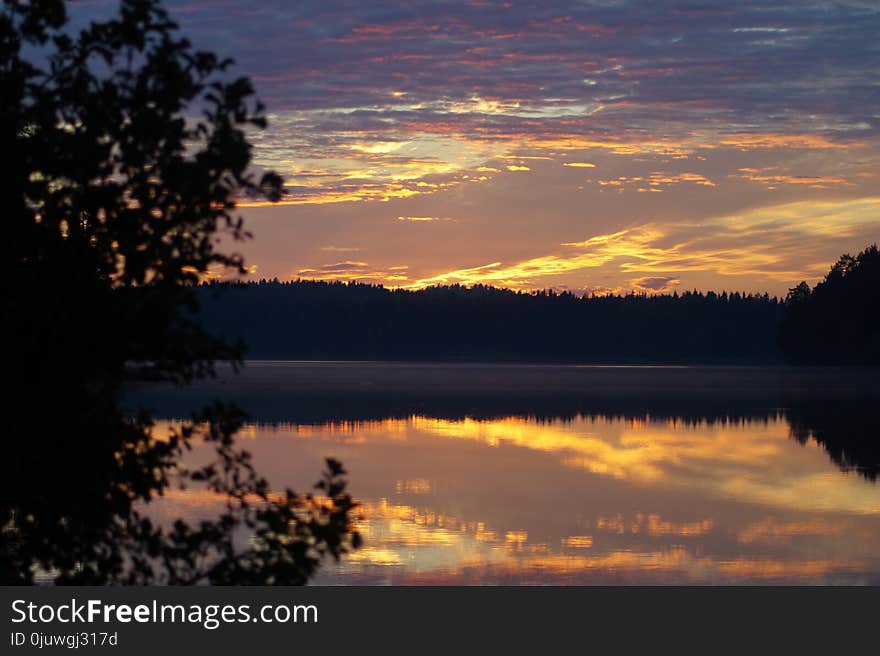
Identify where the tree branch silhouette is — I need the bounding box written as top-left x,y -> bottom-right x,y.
1,0 -> 358,585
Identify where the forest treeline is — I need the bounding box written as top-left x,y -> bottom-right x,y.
195,243 -> 879,365
196,281 -> 784,363
779,244 -> 880,365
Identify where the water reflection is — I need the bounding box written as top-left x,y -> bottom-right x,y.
788,397 -> 880,481
135,363 -> 880,584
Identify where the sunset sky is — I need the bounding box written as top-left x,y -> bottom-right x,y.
88,1 -> 880,294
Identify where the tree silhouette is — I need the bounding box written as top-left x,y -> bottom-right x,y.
1,0 -> 358,584
780,244 -> 880,365
192,280 -> 784,363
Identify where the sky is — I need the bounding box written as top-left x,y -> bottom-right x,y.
79,0 -> 880,295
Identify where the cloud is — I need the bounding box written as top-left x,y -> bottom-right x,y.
595,172 -> 716,193
733,167 -> 854,190
630,276 -> 681,293
397,216 -> 452,222
80,0 -> 873,206
81,0 -> 880,295
399,197 -> 880,290
296,260 -> 409,283
314,261 -> 368,271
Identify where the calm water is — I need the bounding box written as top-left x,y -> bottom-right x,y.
135,362 -> 880,585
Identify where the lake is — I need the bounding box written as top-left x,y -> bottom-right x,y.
132,362 -> 880,584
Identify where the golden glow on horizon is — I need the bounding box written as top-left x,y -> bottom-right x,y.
233,93 -> 880,297
237,193 -> 880,294
387,196 -> 880,290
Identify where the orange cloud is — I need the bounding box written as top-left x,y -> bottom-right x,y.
733,167 -> 853,190
297,260 -> 409,283
630,276 -> 681,293
595,171 -> 716,192
395,196 -> 880,290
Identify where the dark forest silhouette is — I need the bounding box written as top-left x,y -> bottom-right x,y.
195,243 -> 880,365
196,281 -> 784,363
780,244 -> 880,365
